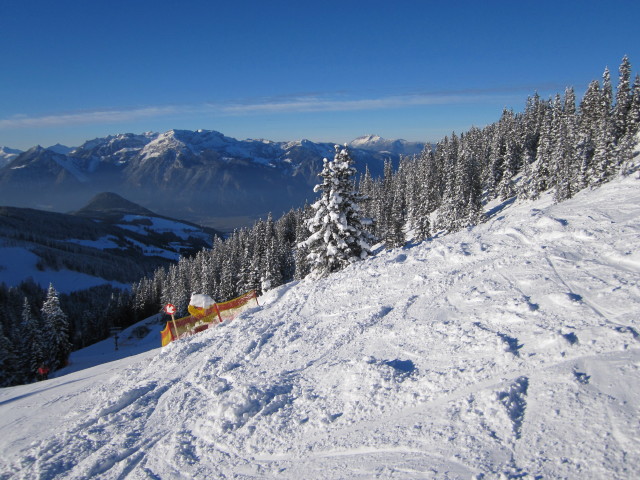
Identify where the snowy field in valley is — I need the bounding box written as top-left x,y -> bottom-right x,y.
0,210 -> 213,292
1,173 -> 640,479
0,246 -> 131,294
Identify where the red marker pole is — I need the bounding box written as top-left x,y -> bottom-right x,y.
164,304 -> 179,341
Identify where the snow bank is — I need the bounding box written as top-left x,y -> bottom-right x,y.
1,175 -> 639,479
189,293 -> 216,309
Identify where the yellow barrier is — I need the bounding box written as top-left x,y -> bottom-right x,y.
161,290 -> 259,346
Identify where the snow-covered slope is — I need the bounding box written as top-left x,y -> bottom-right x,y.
1,174 -> 640,479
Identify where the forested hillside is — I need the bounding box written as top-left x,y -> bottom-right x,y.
0,196 -> 219,386
132,57 -> 639,319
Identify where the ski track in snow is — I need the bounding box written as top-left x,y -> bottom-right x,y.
1,175 -> 640,479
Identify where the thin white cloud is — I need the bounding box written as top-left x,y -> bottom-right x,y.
220,93 -> 508,115
0,105 -> 189,129
0,90 -> 524,129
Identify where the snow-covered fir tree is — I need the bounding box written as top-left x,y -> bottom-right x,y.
386,162 -> 407,248
300,145 -> 373,278
0,323 -> 18,387
614,55 -> 633,141
260,237 -> 281,292
406,152 -> 432,242
293,204 -> 313,280
19,297 -> 45,382
41,284 -> 72,370
630,74 -> 640,134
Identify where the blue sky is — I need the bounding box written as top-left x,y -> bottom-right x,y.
1,0 -> 639,150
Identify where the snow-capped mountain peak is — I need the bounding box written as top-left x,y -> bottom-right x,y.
139,129 -> 236,162
0,146 -> 22,155
348,134 -> 426,155
139,130 -> 188,161
351,133 -> 383,145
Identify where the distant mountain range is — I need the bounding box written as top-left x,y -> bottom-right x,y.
0,192 -> 221,292
0,130 -> 425,230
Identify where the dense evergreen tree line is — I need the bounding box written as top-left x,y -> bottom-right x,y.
0,281 -> 134,386
0,284 -> 72,386
360,56 -> 639,243
132,210 -> 304,318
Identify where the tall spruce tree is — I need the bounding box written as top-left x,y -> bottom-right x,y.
529,104 -> 553,198
19,297 -> 45,382
41,284 -> 71,370
0,323 -> 18,387
614,56 -> 633,140
411,147 -> 439,241
458,131 -> 485,226
300,145 -> 372,278
553,88 -> 578,202
602,67 -> 613,115
629,74 -> 640,136
591,107 -> 616,186
497,140 -> 517,200
576,80 -> 603,188
261,237 -> 283,292
386,162 -> 407,248
374,159 -> 395,240
293,205 -> 312,280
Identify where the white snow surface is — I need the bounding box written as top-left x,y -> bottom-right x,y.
2,175 -> 640,479
118,215 -> 211,243
66,235 -> 122,250
190,293 -> 216,309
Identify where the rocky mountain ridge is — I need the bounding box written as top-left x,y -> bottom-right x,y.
0,130 -> 425,230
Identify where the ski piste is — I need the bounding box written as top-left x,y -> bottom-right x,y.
1,171 -> 639,478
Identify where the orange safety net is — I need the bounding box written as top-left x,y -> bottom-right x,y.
161,290 -> 258,346
160,311 -> 218,347
217,290 -> 259,322
160,323 -> 173,347
188,303 -> 218,319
